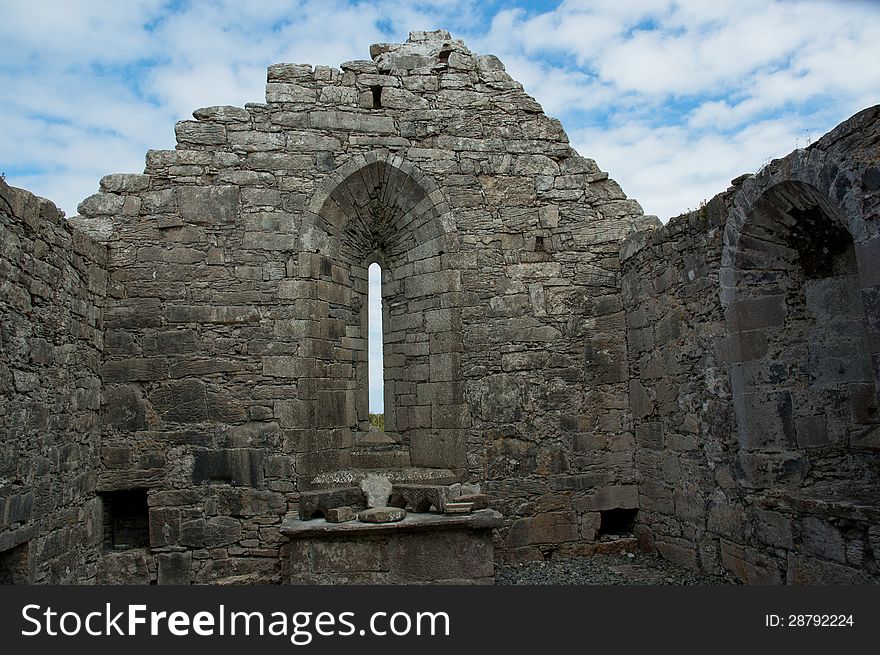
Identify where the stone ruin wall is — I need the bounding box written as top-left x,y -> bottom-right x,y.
622,106 -> 880,584
2,29 -> 878,585
54,31 -> 645,583
0,180 -> 107,583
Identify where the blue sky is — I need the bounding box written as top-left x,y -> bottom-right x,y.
2,0 -> 878,221
1,0 -> 878,411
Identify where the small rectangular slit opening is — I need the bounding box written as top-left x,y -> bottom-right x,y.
598,508 -> 638,537
371,85 -> 382,109
100,489 -> 150,550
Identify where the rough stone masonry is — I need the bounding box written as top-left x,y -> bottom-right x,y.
1,29 -> 878,584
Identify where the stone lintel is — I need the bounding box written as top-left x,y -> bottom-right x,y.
281,508 -> 502,539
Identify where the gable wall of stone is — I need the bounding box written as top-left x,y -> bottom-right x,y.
71,32 -> 644,579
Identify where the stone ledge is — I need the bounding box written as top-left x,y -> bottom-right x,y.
281,508 -> 502,538
766,483 -> 880,522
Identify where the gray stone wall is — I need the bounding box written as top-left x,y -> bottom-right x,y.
69,30 -> 646,581
621,192 -> 738,573
5,29 -> 876,585
623,106 -> 880,584
0,179 -> 107,583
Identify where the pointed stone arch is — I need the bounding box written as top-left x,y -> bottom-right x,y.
290,152 -> 469,487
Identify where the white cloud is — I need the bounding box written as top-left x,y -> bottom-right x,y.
0,0 -> 878,222
570,116 -> 810,220
469,0 -> 880,219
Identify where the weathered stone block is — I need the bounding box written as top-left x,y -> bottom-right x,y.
733,391 -> 795,449
674,488 -> 706,523
801,517 -> 845,563
179,516 -> 242,548
149,379 -> 207,423
754,509 -> 793,549
100,173 -> 150,193
101,357 -> 166,382
725,295 -> 785,332
265,82 -> 317,104
635,421 -> 663,450
387,529 -> 494,582
96,551 -> 151,584
326,506 -> 355,523
195,557 -> 279,584
275,399 -> 313,428
573,485 -> 638,512
262,356 -> 314,378
177,186 -> 239,225
175,120 -> 226,145
213,488 -> 286,517
157,552 -> 192,585
795,415 -> 829,448
507,511 -> 577,547
409,431 -> 466,468
309,111 -> 395,134
718,330 -> 768,364
149,507 -> 181,547
629,379 -> 654,420
295,449 -> 351,478
473,374 -> 525,423
105,298 -> 163,329
706,498 -> 746,542
786,553 -> 868,585
315,390 -> 355,427
655,539 -> 699,571
166,305 -> 259,324
310,539 -> 385,573
191,449 -> 265,487
550,473 -> 606,491
103,384 -> 148,431
720,540 -> 782,584
78,192 -> 125,216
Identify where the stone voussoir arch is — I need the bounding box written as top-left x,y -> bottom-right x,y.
718,133 -> 880,488
292,150 -> 470,480
300,150 -> 458,259
721,144 -> 870,298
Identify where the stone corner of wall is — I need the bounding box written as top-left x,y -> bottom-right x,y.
619,223 -> 660,263
1,177 -> 68,227
67,216 -> 111,262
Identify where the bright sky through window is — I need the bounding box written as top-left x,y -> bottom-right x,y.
368,262 -> 384,414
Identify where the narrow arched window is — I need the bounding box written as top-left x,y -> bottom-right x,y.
368,262 -> 384,430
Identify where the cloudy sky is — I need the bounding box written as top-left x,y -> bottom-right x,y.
2,0 -> 879,222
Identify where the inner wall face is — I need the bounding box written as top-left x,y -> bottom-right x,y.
621,107 -> 880,584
